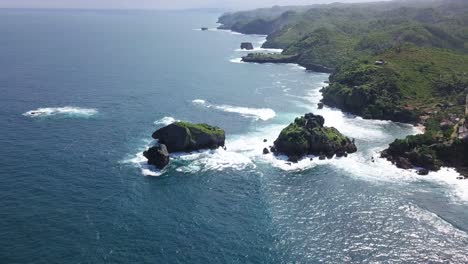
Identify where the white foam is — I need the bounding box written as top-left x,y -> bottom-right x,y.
122,140 -> 164,177
23,106 -> 98,118
192,99 -> 206,105
292,63 -> 306,70
418,168 -> 468,201
229,122 -> 468,202
402,203 -> 468,239
218,122 -> 317,171
215,105 -> 276,121
154,116 -> 178,126
123,140 -> 254,176
175,148 -> 254,173
254,47 -> 283,53
192,99 -> 276,121
215,29 -> 244,35
229,57 -> 244,64
141,166 -> 163,177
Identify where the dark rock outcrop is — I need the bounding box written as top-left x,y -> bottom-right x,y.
417,168 -> 429,175
301,63 -> 334,73
263,148 -> 270,154
242,53 -> 299,64
383,133 -> 468,175
143,144 -> 170,169
241,42 -> 254,50
201,27 -> 208,31
272,113 -> 357,160
152,122 -> 225,153
381,145 -> 441,171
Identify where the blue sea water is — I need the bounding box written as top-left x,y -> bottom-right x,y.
1,9 -> 468,263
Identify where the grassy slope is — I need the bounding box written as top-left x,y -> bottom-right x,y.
381,46 -> 468,106
175,122 -> 225,137
322,45 -> 468,122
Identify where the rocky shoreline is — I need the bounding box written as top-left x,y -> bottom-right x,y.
241,53 -> 333,73
219,14 -> 468,177
242,53 -> 298,64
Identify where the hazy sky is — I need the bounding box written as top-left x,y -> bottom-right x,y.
0,0 -> 387,10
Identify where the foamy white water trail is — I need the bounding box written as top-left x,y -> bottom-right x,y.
23,106 -> 98,118
122,139 -> 164,177
192,99 -> 276,121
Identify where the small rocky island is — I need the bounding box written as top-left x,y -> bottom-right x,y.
272,113 -> 357,161
144,122 -> 225,169
240,42 -> 254,50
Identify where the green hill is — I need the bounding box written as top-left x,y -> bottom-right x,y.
219,0 -> 468,175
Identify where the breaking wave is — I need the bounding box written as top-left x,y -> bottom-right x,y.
154,116 -> 178,126
23,106 -> 98,118
123,141 -> 254,177
192,99 -> 276,121
229,57 -> 244,63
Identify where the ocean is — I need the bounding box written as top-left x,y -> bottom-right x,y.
1,9 -> 468,263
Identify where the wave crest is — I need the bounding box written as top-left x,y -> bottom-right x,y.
23,106 -> 98,118
229,57 -> 244,64
192,99 -> 275,121
123,142 -> 253,177
154,116 -> 179,126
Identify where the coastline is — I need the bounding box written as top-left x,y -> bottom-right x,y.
4,10 -> 468,263
219,25 -> 468,199
224,23 -> 468,178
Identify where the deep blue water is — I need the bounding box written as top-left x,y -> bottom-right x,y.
1,9 -> 468,263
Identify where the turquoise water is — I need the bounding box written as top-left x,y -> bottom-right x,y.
1,9 -> 468,263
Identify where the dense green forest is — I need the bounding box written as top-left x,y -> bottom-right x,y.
218,0 -> 468,175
